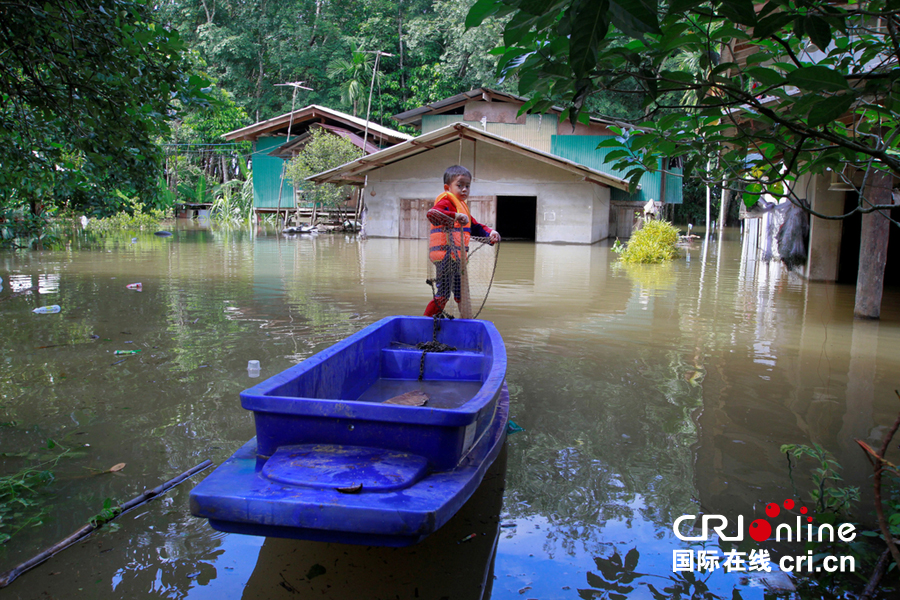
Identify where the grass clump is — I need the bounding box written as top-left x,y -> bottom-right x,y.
618,220 -> 679,264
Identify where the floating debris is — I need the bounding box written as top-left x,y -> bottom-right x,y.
33,305 -> 61,314
507,421 -> 525,434
384,390 -> 428,406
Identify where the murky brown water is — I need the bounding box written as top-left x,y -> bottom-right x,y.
2,225 -> 899,599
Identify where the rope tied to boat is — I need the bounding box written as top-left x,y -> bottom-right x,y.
417,315 -> 456,380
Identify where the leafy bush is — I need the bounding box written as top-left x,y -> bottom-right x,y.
286,128 -> 362,218
85,192 -> 171,232
619,220 -> 679,264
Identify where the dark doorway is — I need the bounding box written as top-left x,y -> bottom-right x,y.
837,192 -> 900,287
496,196 -> 536,241
837,192 -> 861,284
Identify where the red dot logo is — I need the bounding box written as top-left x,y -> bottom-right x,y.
749,519 -> 772,542
765,503 -> 780,518
783,499 -> 795,510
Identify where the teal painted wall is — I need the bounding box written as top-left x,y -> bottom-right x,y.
253,137 -> 294,209
550,135 -> 683,204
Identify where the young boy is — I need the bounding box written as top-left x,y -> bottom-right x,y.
424,165 -> 501,317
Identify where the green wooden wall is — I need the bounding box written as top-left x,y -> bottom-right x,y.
550,135 -> 683,204
253,137 -> 295,209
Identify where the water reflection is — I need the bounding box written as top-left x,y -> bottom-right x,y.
1,227 -> 900,599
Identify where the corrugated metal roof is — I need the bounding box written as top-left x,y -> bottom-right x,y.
421,114 -> 556,152
269,123 -> 381,157
224,105 -> 411,144
393,87 -> 626,130
307,122 -> 633,191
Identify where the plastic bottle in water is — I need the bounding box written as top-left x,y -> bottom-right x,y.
247,360 -> 260,378
33,305 -> 61,314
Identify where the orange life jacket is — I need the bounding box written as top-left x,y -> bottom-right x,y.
429,192 -> 471,262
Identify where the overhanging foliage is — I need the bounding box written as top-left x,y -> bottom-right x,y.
0,0 -> 212,215
468,0 -> 900,220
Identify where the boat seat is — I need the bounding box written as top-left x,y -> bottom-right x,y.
262,444 -> 429,492
380,348 -> 485,381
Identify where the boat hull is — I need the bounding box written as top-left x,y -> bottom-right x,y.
191,385 -> 508,546
190,316 -> 508,546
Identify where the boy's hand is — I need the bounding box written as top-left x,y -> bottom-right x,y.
489,231 -> 501,244
455,213 -> 469,225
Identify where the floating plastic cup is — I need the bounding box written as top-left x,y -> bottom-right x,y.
248,360 -> 261,378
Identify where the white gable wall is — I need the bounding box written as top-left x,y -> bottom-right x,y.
361,138 -> 611,244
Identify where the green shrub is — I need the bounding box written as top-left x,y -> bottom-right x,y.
85,192 -> 171,232
619,220 -> 680,263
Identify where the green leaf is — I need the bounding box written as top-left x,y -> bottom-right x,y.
743,182 -> 763,208
609,0 -> 660,38
807,94 -> 855,128
597,138 -> 626,148
746,66 -> 785,87
465,0 -> 502,28
569,0 -> 610,78
804,15 -> 832,50
717,0 -> 758,27
753,12 -> 794,39
629,135 -> 654,151
605,150 -> 632,162
786,66 -> 849,92
668,0 -> 707,12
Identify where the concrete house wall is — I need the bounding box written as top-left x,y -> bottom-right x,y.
363,138 -> 610,244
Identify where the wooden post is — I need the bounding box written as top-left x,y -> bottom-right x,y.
854,171 -> 892,319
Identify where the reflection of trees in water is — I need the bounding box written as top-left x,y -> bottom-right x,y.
109,517 -> 225,599
504,345 -> 705,544
577,548 -> 734,600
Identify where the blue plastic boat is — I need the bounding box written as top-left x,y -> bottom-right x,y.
190,316 -> 508,547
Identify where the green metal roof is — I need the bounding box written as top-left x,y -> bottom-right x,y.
550,135 -> 682,204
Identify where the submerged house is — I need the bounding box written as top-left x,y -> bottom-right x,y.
308,88 -> 682,243
223,105 -> 411,217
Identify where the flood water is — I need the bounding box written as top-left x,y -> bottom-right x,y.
2,225 -> 899,599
